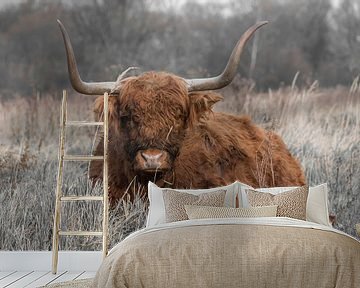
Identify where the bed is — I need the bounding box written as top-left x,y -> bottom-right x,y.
92,182 -> 360,288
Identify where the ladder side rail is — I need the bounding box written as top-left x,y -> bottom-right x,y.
102,92 -> 110,259
52,90 -> 67,274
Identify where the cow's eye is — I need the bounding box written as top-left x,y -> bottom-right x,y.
120,115 -> 129,128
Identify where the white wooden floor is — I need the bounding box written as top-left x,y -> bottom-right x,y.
0,270 -> 95,287
0,251 -> 102,288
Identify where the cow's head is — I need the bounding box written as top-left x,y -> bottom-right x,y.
57,20 -> 267,177
92,72 -> 224,176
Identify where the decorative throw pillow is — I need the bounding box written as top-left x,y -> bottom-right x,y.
246,186 -> 309,220
254,184 -> 330,226
184,205 -> 278,219
162,189 -> 226,223
146,181 -> 238,227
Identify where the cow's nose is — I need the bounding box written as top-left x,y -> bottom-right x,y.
141,151 -> 163,162
135,149 -> 170,172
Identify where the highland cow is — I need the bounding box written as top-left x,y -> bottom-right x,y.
58,20 -> 306,205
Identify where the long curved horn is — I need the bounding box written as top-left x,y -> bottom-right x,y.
185,21 -> 268,92
57,19 -> 116,95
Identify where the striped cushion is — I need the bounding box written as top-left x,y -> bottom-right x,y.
185,205 -> 278,219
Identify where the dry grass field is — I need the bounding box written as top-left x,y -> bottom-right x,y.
0,79 -> 359,250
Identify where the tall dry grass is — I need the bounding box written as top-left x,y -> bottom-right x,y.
0,80 -> 359,250
0,94 -> 147,250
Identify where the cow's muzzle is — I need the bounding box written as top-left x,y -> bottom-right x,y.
134,149 -> 171,173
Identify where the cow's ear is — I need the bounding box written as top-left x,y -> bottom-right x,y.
94,95 -> 120,132
188,92 -> 223,126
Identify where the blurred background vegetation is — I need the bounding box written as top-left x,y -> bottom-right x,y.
0,0 -> 360,96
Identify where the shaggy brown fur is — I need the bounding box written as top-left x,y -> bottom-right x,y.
90,72 -> 305,205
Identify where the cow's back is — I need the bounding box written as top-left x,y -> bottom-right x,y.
172,112 -> 305,189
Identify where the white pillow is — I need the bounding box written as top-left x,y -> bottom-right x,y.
238,183 -> 331,227
146,181 -> 238,227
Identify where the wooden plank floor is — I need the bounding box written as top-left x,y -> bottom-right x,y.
0,270 -> 95,287
0,251 -> 100,287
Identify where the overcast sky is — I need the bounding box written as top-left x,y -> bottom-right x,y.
0,0 -> 238,10
0,0 -> 341,11
0,0 -> 23,8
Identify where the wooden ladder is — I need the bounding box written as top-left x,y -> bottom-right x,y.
52,90 -> 110,274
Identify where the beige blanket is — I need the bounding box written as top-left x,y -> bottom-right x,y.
93,218 -> 360,288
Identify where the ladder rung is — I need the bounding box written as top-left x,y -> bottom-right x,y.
61,196 -> 103,201
67,121 -> 104,126
59,231 -> 103,236
63,155 -> 104,161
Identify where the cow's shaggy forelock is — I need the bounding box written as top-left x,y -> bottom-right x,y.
118,72 -> 189,159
